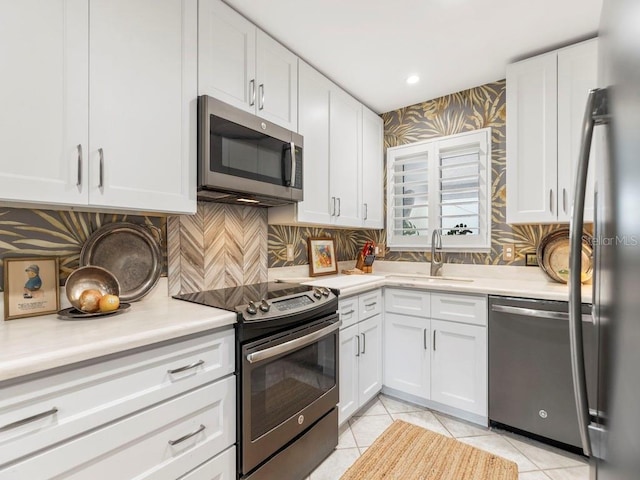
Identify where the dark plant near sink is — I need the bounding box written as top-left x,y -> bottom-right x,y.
445,223 -> 473,235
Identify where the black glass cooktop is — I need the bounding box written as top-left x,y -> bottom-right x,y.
173,282 -> 312,312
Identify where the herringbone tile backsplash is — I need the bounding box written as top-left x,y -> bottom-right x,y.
168,202 -> 268,295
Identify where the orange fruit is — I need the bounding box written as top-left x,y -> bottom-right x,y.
99,294 -> 120,312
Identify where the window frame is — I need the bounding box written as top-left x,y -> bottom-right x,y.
386,128 -> 492,252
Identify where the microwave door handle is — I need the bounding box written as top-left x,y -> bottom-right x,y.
569,87 -> 609,458
290,142 -> 296,188
282,143 -> 293,187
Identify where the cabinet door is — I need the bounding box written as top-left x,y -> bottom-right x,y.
89,0 -> 197,214
198,0 -> 256,113
506,52 -> 558,223
383,313 -> 430,400
557,39 -> 598,223
0,0 -> 88,206
358,315 -> 382,406
338,324 -> 360,425
431,319 -> 487,416
330,87 -> 362,227
180,446 -> 236,480
361,107 -> 384,228
296,62 -> 332,224
255,30 -> 298,131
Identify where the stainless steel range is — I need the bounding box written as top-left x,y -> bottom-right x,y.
174,282 -> 339,480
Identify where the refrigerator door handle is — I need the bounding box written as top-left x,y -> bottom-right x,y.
569,87 -> 609,457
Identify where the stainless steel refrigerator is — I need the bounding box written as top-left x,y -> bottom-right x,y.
569,1 -> 640,479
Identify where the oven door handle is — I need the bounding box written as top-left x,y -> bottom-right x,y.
246,321 -> 341,364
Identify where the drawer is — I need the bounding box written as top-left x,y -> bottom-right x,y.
339,296 -> 359,329
384,288 -> 430,317
180,446 -> 236,480
358,289 -> 382,321
0,328 -> 234,467
431,293 -> 487,326
0,376 -> 236,480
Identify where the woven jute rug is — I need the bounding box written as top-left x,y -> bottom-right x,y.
340,420 -> 518,480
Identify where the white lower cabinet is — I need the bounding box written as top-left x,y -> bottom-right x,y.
180,446 -> 236,480
384,312 -> 430,399
383,288 -> 488,424
0,329 -> 236,479
338,290 -> 383,424
431,319 -> 487,417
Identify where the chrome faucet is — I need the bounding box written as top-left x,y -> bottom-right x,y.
430,229 -> 443,276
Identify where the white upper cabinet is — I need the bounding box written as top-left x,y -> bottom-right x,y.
268,62 -> 384,229
330,87 -> 362,227
557,40 -> 598,222
294,62 -> 332,224
0,0 -> 197,214
361,107 -> 384,229
506,38 -> 598,224
198,0 -> 297,131
89,0 -> 197,214
0,0 -> 88,206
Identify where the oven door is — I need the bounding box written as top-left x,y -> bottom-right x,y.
241,316 -> 339,475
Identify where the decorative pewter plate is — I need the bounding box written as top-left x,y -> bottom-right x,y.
80,223 -> 162,302
57,303 -> 131,319
536,229 -> 593,284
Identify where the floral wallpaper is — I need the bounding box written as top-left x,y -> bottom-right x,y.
268,80 -> 570,268
0,208 -> 166,290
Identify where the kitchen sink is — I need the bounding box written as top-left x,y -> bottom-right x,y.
385,273 -> 474,283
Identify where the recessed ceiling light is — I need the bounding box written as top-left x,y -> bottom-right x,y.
406,75 -> 420,85
237,198 -> 260,204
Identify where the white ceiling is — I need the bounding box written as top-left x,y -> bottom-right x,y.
223,0 -> 603,113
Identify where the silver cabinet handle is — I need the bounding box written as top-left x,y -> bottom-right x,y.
76,144 -> 83,187
98,147 -> 104,189
247,322 -> 340,364
168,424 -> 205,445
167,359 -> 204,375
355,334 -> 360,357
364,203 -> 368,220
361,333 -> 366,355
569,87 -> 609,457
258,84 -> 265,110
342,309 -> 355,317
249,79 -> 256,106
0,407 -> 58,432
433,329 -> 436,351
490,304 -> 592,323
549,189 -> 554,214
423,328 -> 427,350
563,188 -> 568,214
331,197 -> 336,216
337,198 -> 341,216
364,302 -> 377,308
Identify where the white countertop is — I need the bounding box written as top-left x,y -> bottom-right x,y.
271,261 -> 593,302
0,279 -> 236,383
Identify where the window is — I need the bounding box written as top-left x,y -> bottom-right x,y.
386,128 -> 491,251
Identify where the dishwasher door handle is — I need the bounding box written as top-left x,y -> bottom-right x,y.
491,304 -> 592,323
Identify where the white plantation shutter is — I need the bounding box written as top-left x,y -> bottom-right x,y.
387,128 -> 491,251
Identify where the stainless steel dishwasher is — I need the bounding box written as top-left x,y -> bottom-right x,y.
489,296 -> 596,453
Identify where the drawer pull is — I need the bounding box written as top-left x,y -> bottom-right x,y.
423,328 -> 427,350
342,309 -> 355,316
167,359 -> 204,375
0,407 -> 58,432
364,302 -> 377,308
168,424 -> 206,445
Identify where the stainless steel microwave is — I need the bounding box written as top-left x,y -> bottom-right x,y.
198,96 -> 303,207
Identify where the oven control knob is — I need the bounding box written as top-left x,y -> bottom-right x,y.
259,299 -> 270,312
321,287 -> 330,297
246,301 -> 257,315
313,288 -> 322,299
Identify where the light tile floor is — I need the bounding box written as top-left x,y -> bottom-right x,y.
306,394 -> 589,480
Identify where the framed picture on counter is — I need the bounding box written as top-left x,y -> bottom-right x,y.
3,256 -> 60,320
307,237 -> 338,277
